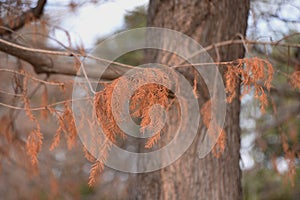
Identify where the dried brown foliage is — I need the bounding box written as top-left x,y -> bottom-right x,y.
22,76 -> 36,121
94,70 -> 172,149
225,57 -> 274,113
26,126 -> 43,172
198,57 -> 275,158
49,102 -> 77,150
289,71 -> 300,89
130,83 -> 170,148
200,100 -> 211,128
89,70 -> 174,185
88,161 -> 104,187
83,146 -> 96,163
281,130 -> 297,187
3,52 -> 300,189
200,100 -> 226,157
94,80 -> 126,143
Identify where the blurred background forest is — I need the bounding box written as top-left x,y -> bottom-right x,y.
0,0 -> 299,199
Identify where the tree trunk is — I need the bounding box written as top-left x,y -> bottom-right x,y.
130,0 -> 249,199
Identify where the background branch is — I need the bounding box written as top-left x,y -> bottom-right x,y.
0,0 -> 47,36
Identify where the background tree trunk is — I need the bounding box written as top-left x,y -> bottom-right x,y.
130,0 -> 250,199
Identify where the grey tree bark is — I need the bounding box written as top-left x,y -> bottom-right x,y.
130,0 -> 250,199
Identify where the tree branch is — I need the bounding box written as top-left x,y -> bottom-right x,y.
0,38 -> 132,80
0,0 -> 47,35
1,35 -> 300,81
0,38 -> 52,71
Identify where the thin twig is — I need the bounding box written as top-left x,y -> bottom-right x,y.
0,69 -> 64,86
2,37 -> 300,71
0,38 -> 134,69
0,97 -> 92,111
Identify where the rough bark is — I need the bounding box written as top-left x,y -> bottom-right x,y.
131,0 -> 250,199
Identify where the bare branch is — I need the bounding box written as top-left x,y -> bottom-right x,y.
269,14 -> 300,24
